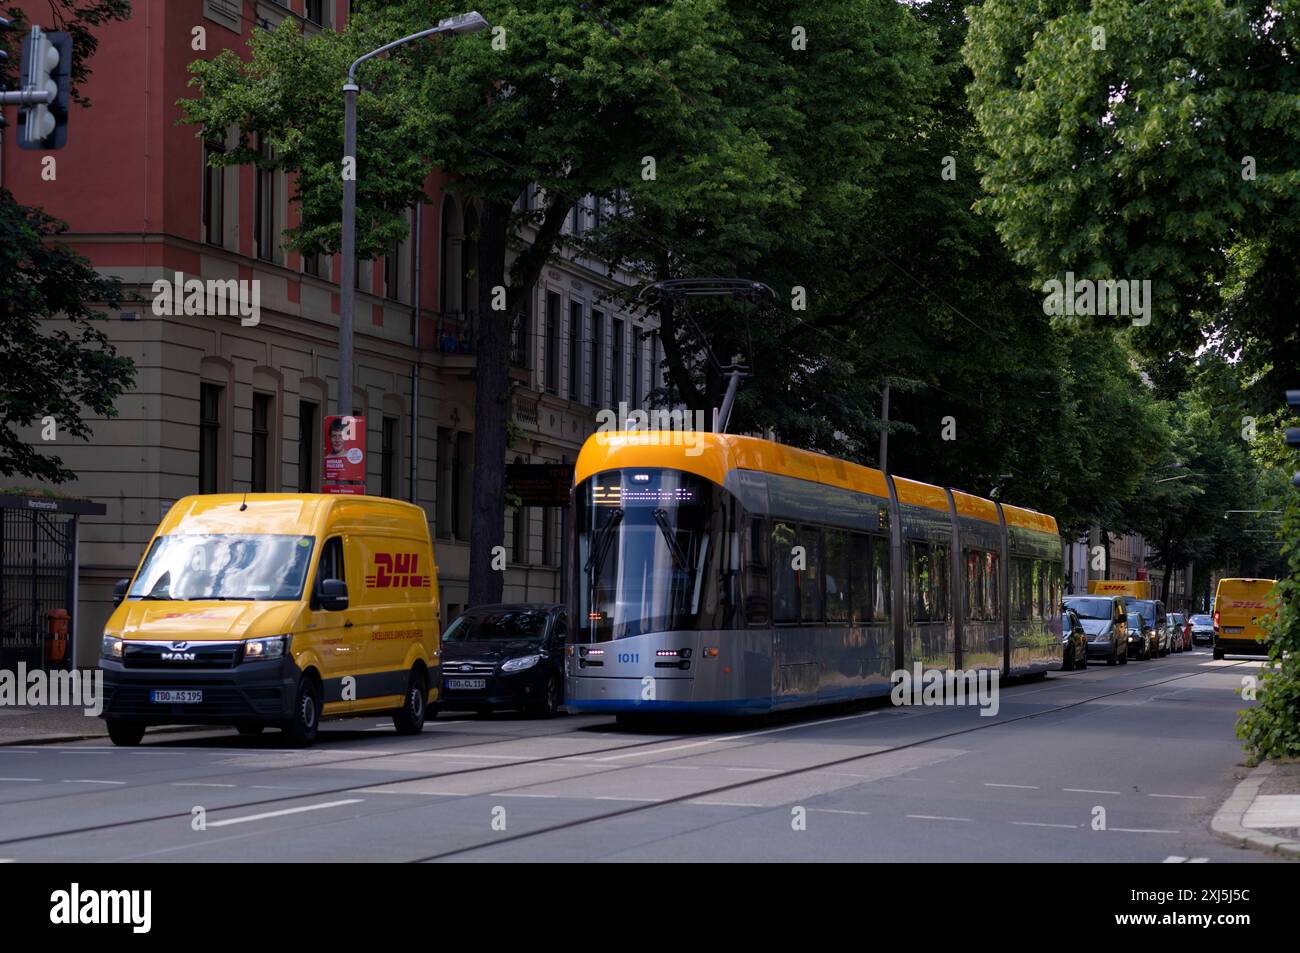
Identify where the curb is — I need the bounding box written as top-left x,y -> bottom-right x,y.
0,724 -> 214,747
1211,760 -> 1300,859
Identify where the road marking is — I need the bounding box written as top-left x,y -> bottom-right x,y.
493,793 -> 559,798
593,796 -> 662,802
0,777 -> 40,782
907,814 -> 972,822
596,710 -> 882,763
172,782 -> 236,788
250,785 -> 303,790
206,799 -> 364,828
1148,793 -> 1206,800
1012,821 -> 1078,829
61,779 -> 125,785
1163,855 -> 1209,863
985,783 -> 1039,789
810,808 -> 872,816
1064,788 -> 1121,795
1110,827 -> 1181,834
692,800 -> 762,807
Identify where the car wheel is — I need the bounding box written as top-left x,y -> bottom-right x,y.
282,675 -> 321,748
236,724 -> 265,736
1119,643 -> 1129,665
1107,645 -> 1118,666
530,675 -> 561,718
106,720 -> 145,747
1213,647 -> 1224,660
393,669 -> 428,735
1079,651 -> 1088,669
1062,651 -> 1073,672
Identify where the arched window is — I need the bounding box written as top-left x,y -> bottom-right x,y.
462,205 -> 479,315
439,194 -> 460,314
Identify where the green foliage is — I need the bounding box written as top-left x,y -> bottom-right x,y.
1236,494 -> 1300,761
0,188 -> 135,483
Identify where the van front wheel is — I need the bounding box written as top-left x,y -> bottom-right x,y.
106,720 -> 145,747
393,669 -> 427,735
283,676 -> 321,747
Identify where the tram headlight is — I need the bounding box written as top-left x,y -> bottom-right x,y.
502,654 -> 542,673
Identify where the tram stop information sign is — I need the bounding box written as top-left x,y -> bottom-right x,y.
323,415 -> 366,495
506,464 -> 574,507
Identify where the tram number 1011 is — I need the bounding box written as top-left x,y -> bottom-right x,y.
618,653 -> 639,664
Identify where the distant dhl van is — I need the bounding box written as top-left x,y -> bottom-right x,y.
99,494 -> 440,747
1088,579 -> 1151,599
1212,577 -> 1279,660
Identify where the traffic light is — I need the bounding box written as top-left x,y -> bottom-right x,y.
1287,390 -> 1300,488
0,16 -> 10,130
17,25 -> 71,150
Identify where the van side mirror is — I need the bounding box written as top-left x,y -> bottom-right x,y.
319,579 -> 349,612
113,579 -> 130,607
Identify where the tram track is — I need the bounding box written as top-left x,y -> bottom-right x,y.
0,657 -> 1250,853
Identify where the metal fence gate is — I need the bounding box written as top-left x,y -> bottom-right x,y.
0,495 -> 103,673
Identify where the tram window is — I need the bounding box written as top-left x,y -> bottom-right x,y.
872,536 -> 891,620
909,542 -> 932,622
985,551 -> 1000,620
850,533 -> 871,624
799,525 -> 823,623
743,516 -> 770,626
931,544 -> 950,622
965,550 -> 983,622
825,529 -> 851,623
771,521 -> 799,623
1031,560 -> 1044,619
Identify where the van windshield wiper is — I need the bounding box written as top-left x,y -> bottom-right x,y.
584,507 -> 623,580
652,508 -> 690,571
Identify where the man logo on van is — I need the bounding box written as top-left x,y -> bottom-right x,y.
365,553 -> 431,589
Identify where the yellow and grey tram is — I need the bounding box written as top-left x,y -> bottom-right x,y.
566,431 -> 1064,715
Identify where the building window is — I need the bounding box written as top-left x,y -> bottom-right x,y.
570,199 -> 586,238
303,250 -> 327,279
589,310 -> 604,409
199,383 -> 222,493
304,0 -> 325,25
384,240 -> 400,300
511,295 -> 531,369
251,393 -> 272,492
455,431 -> 473,538
541,506 -> 553,567
631,326 -> 642,407
436,427 -> 455,539
254,135 -> 275,261
544,292 -> 560,394
568,301 -> 582,402
611,319 -> 624,407
203,141 -> 224,246
298,400 -> 318,492
462,205 -> 479,314
512,458 -> 528,565
381,415 -> 398,498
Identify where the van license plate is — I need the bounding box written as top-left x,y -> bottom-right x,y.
1223,626 -> 1244,634
445,678 -> 486,690
150,690 -> 202,704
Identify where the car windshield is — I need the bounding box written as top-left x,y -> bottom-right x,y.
128,534 -> 315,601
443,609 -> 550,642
1065,597 -> 1114,620
1127,612 -> 1144,629
1191,614 -> 1212,625
1127,599 -> 1158,624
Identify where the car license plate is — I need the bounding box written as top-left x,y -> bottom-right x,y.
445,678 -> 486,690
1224,626 -> 1244,634
150,690 -> 202,704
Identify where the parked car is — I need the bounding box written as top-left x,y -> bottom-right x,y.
1063,594 -> 1128,665
439,603 -> 568,717
1166,612 -> 1190,652
1126,611 -> 1155,660
1125,597 -> 1168,657
1060,607 -> 1089,671
1189,613 -> 1215,647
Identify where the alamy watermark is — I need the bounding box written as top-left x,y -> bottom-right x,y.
890,663 -> 1000,717
1042,272 -> 1151,326
151,271 -> 261,327
593,401 -> 713,457
0,663 -> 103,716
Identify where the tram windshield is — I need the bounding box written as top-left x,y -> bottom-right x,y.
576,469 -> 715,642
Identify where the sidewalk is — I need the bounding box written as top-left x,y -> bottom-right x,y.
1212,759 -> 1300,859
0,704 -> 204,745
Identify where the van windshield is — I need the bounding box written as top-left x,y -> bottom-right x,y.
1065,597 -> 1114,620
128,534 -> 315,602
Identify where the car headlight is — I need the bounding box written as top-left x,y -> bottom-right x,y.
501,654 -> 542,673
101,635 -> 123,659
244,635 -> 289,661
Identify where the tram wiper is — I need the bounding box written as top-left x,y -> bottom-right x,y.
651,508 -> 690,571
584,507 -> 624,580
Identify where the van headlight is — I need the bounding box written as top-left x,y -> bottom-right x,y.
101,635 -> 124,659
501,654 -> 541,673
244,635 -> 289,661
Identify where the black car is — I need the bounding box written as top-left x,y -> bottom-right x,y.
1189,613 -> 1214,647
1126,610 -> 1155,661
1125,597 -> 1169,657
1060,607 -> 1089,671
438,604 -> 568,717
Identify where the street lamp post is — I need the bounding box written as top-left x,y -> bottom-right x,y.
337,11 -> 490,417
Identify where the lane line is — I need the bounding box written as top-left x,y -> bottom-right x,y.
1110,827 -> 1181,834
985,783 -> 1039,789
206,799 -> 364,828
1012,821 -> 1078,829
172,782 -> 236,788
61,779 -> 125,785
1064,788 -> 1121,795
810,808 -> 872,816
0,777 -> 40,782
907,814 -> 971,822
1148,793 -> 1206,800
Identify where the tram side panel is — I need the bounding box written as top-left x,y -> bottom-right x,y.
896,502 -> 958,674
955,514 -> 1006,671
1006,525 -> 1065,673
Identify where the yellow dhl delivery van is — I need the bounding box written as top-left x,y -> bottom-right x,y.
1212,577 -> 1279,660
99,494 -> 440,747
1088,579 -> 1151,599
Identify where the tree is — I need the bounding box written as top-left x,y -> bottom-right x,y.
964,0 -> 1300,410
180,1 -> 774,605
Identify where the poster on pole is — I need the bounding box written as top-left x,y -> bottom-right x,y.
323,415 -> 366,492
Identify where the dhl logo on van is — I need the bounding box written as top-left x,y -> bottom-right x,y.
1228,600 -> 1271,609
365,553 -> 432,589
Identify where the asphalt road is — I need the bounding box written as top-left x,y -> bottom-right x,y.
0,649 -> 1282,862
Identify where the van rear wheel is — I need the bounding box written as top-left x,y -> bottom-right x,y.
106,720 -> 145,747
393,669 -> 427,735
